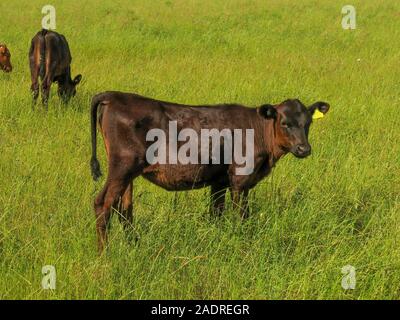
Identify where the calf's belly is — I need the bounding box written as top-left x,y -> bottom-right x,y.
142,163 -> 227,191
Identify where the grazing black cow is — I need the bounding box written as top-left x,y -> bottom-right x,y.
0,44 -> 12,73
90,91 -> 330,252
29,29 -> 82,107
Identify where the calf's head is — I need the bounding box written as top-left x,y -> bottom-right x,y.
0,45 -> 12,73
58,74 -> 82,103
258,99 -> 330,158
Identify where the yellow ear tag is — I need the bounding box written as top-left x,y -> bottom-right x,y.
313,109 -> 324,120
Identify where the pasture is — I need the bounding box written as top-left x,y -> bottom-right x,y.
0,0 -> 399,299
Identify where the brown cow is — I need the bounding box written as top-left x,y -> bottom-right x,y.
90,91 -> 330,252
29,29 -> 82,108
0,44 -> 12,73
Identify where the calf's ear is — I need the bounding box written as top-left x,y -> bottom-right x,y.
73,74 -> 82,85
309,101 -> 330,116
257,104 -> 277,119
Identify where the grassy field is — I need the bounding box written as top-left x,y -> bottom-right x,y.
0,0 -> 399,299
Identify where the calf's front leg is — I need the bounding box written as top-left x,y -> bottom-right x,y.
230,187 -> 250,219
210,183 -> 227,216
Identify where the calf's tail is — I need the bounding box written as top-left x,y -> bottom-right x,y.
38,29 -> 47,78
90,94 -> 104,181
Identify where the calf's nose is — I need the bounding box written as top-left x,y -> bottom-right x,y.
296,144 -> 311,155
3,64 -> 12,72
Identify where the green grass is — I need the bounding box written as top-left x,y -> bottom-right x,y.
0,0 -> 399,299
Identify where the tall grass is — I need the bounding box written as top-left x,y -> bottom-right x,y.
0,0 -> 399,299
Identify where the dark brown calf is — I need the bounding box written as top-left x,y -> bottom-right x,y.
90,91 -> 330,252
29,29 -> 82,108
0,44 -> 12,73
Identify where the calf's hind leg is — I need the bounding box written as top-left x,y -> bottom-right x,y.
94,170 -> 138,253
29,62 -> 40,107
41,73 -> 52,108
117,182 -> 135,241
